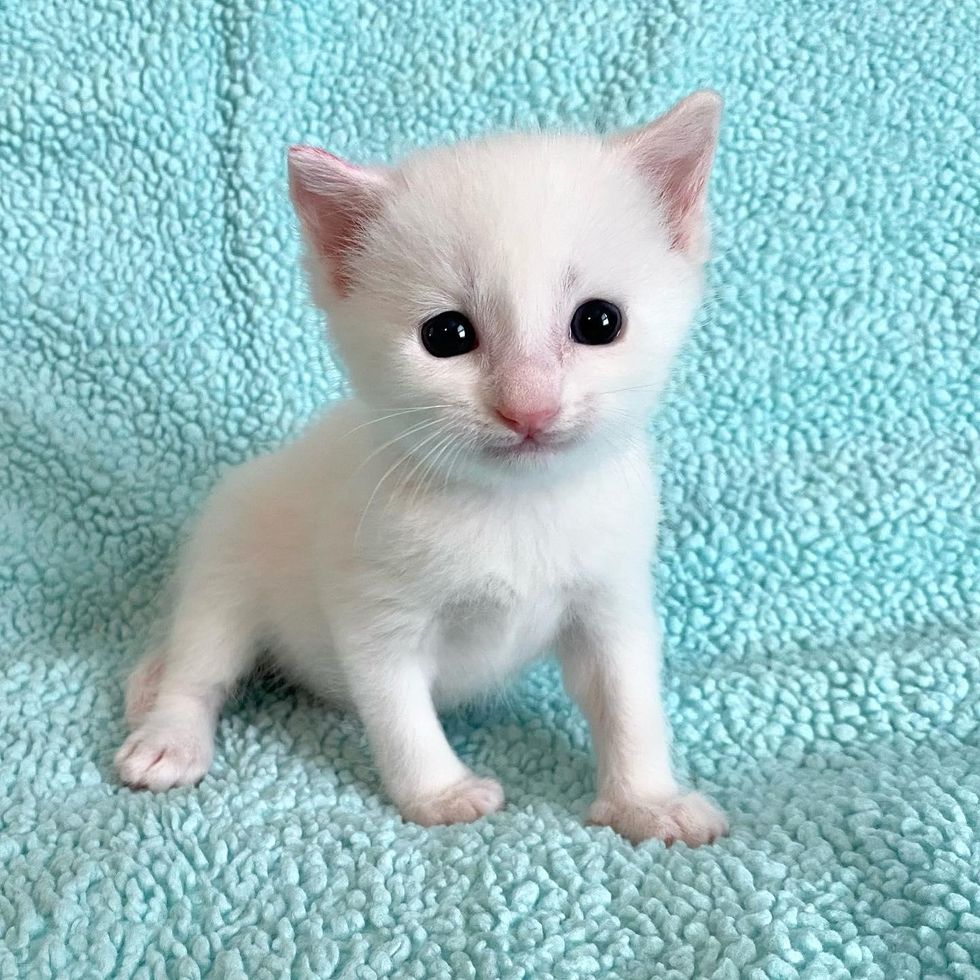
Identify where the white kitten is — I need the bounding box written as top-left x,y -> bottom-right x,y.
116,91 -> 727,845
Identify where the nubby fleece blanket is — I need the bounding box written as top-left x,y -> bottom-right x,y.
1,1 -> 978,977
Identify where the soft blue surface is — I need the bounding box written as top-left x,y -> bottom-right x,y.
2,1 -> 979,976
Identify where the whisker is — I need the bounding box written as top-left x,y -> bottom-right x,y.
351,416 -> 446,477
401,439 -> 452,515
595,382 -> 660,397
442,437 -> 469,493
388,428 -> 456,517
398,424 -> 456,494
342,405 -> 453,439
425,432 -> 463,502
354,424 -> 451,546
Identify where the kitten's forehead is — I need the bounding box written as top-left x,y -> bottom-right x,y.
385,134 -> 649,306
401,132 -> 609,207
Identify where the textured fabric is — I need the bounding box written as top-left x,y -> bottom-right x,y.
2,0 -> 979,976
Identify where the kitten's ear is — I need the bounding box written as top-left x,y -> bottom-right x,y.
287,146 -> 389,297
611,90 -> 722,259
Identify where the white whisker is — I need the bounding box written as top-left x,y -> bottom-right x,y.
441,437 -> 469,493
342,405 -> 453,439
411,431 -> 458,509
354,423 -> 452,546
596,382 -> 660,397
352,416 -> 446,477
387,428 -> 457,517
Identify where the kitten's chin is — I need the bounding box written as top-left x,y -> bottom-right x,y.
484,440 -> 561,462
483,428 -> 582,463
476,430 -> 611,479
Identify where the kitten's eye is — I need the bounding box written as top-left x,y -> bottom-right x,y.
570,300 -> 622,346
420,311 -> 479,358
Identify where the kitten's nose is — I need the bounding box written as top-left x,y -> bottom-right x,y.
494,403 -> 559,438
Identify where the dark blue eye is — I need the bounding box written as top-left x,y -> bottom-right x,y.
571,300 -> 622,345
421,311 -> 479,357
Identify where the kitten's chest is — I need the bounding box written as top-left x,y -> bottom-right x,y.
412,491 -> 595,605
429,582 -> 565,705
371,461 -> 653,702
409,496 -> 614,703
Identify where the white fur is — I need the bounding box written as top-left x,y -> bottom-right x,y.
116,91 -> 727,845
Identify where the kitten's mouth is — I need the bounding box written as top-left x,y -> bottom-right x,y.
493,440 -> 551,457
484,431 -> 578,460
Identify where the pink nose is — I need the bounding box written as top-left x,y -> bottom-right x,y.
494,404 -> 559,437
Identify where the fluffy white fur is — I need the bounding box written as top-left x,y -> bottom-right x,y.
116,91 -> 727,845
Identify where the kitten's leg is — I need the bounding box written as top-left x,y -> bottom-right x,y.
123,648 -> 165,729
559,587 -> 727,846
115,587 -> 254,791
342,637 -> 503,825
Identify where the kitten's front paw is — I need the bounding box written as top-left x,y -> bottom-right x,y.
115,726 -> 213,791
588,791 -> 727,846
401,776 -> 505,827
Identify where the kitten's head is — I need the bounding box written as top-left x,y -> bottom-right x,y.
289,91 -> 721,483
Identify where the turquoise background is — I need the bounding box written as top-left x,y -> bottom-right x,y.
1,0 -> 978,976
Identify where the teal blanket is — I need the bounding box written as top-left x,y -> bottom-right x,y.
2,0 -> 979,976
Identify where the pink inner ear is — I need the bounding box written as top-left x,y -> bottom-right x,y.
617,91 -> 721,255
656,149 -> 711,252
287,146 -> 385,297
